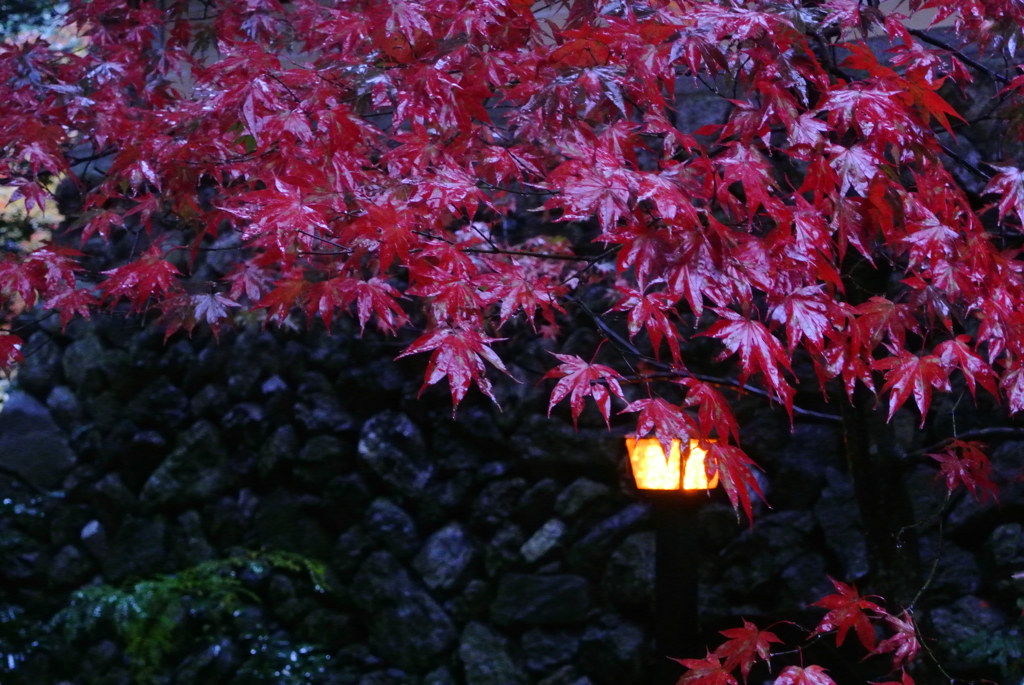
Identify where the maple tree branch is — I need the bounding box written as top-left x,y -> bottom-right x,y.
570,297 -> 842,422
463,247 -> 583,261
810,31 -> 854,83
295,229 -> 352,253
908,426 -> 1024,458
67,148 -> 117,165
907,29 -> 1010,85
903,490 -> 952,613
478,182 -> 556,196
938,143 -> 991,181
911,613 -> 957,684
6,310 -> 57,335
560,245 -> 619,286
411,230 -> 588,262
412,230 -> 454,245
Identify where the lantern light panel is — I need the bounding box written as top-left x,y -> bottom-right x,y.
625,437 -> 719,491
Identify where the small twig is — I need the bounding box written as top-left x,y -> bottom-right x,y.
908,29 -> 1009,85
478,182 -> 557,197
412,229 -> 454,245
295,229 -> 351,253
164,244 -> 247,254
67,147 -> 117,165
911,611 -> 958,684
938,143 -> 991,181
463,247 -> 584,261
560,245 -> 619,286
570,297 -> 842,422
908,426 -> 1024,459
412,230 -> 590,262
7,309 -> 57,335
906,493 -> 951,612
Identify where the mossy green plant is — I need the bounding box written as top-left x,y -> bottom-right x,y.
48,550 -> 330,683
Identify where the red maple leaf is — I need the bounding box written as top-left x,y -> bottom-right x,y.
1005,357 -> 1024,413
769,286 -> 834,355
679,379 -> 740,445
773,665 -> 836,685
226,261 -> 274,304
255,270 -> 309,325
934,336 -> 998,399
985,165 -> 1024,225
829,144 -> 883,197
542,353 -> 626,428
716,143 -> 779,216
872,611 -> 921,671
927,439 -> 998,503
475,260 -> 566,329
397,326 -> 512,414
232,178 -> 331,248
811,577 -> 885,651
0,332 -> 23,368
546,154 -> 636,232
673,656 -> 739,685
348,278 -> 408,334
0,255 -> 41,307
711,619 -> 783,681
343,203 -> 418,273
706,443 -> 765,524
873,352 -> 950,424
620,397 -> 698,460
612,284 -> 681,363
704,309 -> 793,412
406,266 -> 484,325
44,286 -> 97,330
307,276 -> 407,333
853,297 -> 919,353
99,247 -> 182,312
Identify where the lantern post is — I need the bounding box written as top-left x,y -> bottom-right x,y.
625,438 -> 717,685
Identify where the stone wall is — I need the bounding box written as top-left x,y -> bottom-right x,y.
0,313 -> 1021,684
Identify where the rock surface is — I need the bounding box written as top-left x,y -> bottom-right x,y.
490,574 -> 590,626
352,551 -> 457,673
414,522 -> 478,593
1,314 -> 1021,685
459,622 -> 529,685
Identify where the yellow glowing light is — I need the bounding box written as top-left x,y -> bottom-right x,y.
625,437 -> 719,491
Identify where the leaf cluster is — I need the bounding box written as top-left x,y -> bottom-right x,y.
3,0 -> 1024,530
677,579 -> 922,685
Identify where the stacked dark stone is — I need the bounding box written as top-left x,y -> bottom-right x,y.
0,313 -> 1021,685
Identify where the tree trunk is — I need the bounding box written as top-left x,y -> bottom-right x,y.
842,387 -> 946,685
841,384 -> 923,609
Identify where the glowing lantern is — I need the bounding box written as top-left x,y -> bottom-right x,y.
625,437 -> 719,491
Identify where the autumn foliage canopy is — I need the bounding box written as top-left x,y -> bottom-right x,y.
3,0 -> 1024,680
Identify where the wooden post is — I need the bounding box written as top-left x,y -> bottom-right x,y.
651,491 -> 702,685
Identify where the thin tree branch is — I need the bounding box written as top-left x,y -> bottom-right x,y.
570,297 -> 842,423
909,426 -> 1024,458
938,143 -> 991,181
411,230 -> 591,262
560,246 -> 619,286
296,229 -> 352,253
908,29 -> 1009,85
463,247 -> 584,261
